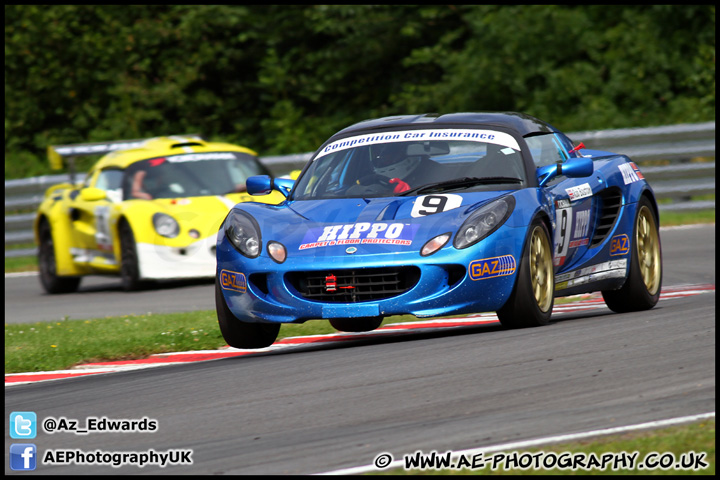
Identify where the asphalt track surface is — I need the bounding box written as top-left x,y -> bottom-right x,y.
4,224 -> 715,475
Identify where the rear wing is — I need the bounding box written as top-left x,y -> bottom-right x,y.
47,134 -> 203,183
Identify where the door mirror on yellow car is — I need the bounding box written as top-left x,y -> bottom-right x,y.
79,187 -> 107,202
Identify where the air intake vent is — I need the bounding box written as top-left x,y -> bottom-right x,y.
591,187 -> 622,247
171,142 -> 204,148
287,267 -> 421,303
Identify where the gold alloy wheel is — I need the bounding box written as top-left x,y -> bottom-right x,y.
529,225 -> 553,313
635,205 -> 661,295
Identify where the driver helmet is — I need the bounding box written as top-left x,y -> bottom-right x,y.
371,143 -> 420,179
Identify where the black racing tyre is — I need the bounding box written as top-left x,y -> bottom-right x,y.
37,220 -> 81,294
497,219 -> 554,328
329,316 -> 384,332
602,196 -> 662,313
119,220 -> 143,291
215,278 -> 280,349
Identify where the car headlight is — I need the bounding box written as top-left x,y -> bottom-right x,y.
224,209 -> 261,258
153,213 -> 179,238
453,196 -> 515,249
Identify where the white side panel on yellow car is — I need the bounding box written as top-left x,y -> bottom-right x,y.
135,239 -> 216,280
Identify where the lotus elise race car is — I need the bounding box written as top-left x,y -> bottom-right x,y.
215,112 -> 662,348
35,135 -> 287,293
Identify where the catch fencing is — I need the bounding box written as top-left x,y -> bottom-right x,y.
5,122 -> 715,258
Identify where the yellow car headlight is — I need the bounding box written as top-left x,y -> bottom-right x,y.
153,213 -> 180,238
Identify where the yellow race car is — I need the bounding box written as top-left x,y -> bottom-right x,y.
35,135 -> 287,293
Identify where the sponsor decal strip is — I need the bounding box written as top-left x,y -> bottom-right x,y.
555,259 -> 627,290
300,223 -> 419,250
316,129 -> 520,159
5,284 -> 713,386
565,183 -> 593,202
69,248 -> 116,265
618,162 -> 645,185
164,152 -> 236,162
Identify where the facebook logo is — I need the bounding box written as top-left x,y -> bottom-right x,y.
10,411 -> 37,439
10,444 -> 37,471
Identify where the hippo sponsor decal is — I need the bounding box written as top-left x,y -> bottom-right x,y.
299,222 -> 420,250
618,162 -> 645,185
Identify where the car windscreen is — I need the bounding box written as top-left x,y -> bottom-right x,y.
292,128 -> 527,200
123,151 -> 269,200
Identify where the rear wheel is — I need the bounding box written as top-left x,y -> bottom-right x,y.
497,219 -> 554,328
602,196 -> 662,312
329,316 -> 384,332
215,278 -> 280,349
38,220 -> 81,294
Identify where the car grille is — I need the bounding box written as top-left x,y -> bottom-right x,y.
287,266 -> 421,303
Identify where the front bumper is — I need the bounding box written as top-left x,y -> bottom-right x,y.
216,226 -> 526,324
137,238 -> 216,280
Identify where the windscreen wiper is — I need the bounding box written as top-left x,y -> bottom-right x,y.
398,176 -> 523,196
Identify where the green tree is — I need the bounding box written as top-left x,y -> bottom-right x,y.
4,5 -> 715,180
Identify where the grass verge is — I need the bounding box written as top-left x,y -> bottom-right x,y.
4,295 -> 594,374
5,310 -> 352,373
659,208 -> 715,227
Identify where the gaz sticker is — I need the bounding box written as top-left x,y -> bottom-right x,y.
220,269 -> 247,293
610,234 -> 630,256
469,255 -> 516,280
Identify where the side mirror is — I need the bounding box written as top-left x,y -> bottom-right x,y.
247,175 -> 272,196
246,175 -> 295,198
537,157 -> 593,187
273,177 -> 295,197
79,187 -> 106,202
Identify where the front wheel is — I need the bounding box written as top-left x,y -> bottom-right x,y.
497,219 -> 554,328
215,278 -> 280,349
119,221 -> 143,291
38,220 -> 81,294
329,316 -> 384,332
602,196 -> 662,312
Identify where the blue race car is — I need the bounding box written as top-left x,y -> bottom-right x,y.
215,112 -> 662,348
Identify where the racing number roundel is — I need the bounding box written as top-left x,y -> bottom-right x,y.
411,194 -> 463,218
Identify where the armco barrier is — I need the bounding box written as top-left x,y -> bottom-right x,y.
5,122 -> 715,258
